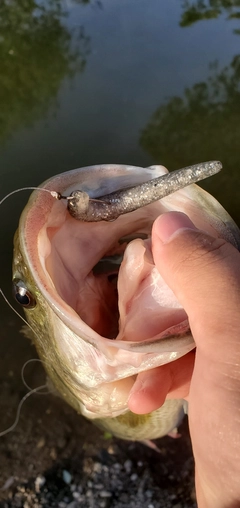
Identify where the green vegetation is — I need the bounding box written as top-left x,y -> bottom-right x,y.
140,56 -> 240,221
0,0 -> 90,142
180,0 -> 240,32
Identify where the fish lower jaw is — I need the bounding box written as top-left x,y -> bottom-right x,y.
79,401 -> 129,420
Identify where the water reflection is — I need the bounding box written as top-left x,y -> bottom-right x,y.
140,55 -> 240,221
0,0 -> 90,142
64,0 -> 101,5
181,0 -> 240,34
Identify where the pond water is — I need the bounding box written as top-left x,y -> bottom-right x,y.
0,0 -> 240,428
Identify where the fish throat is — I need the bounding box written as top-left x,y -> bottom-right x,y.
43,201 -> 184,343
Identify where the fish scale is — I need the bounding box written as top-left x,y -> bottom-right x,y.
12,163 -> 240,440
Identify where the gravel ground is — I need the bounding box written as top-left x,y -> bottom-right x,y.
0,329 -> 196,508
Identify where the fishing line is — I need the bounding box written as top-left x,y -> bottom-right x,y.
0,292 -> 56,394
0,184 -> 105,207
0,384 -> 49,437
0,186 -> 68,382
21,359 -> 55,395
0,186 -> 62,319
0,187 -> 61,438
21,358 -> 45,391
0,186 -> 60,206
0,288 -> 39,339
0,183 -> 107,438
0,292 -> 55,437
0,186 -> 62,339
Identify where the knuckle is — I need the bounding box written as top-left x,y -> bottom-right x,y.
168,230 -> 240,296
173,231 -> 235,272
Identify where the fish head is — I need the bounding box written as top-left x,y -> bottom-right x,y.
12,164 -> 240,420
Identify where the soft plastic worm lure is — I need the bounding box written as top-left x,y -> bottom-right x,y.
66,161 -> 222,222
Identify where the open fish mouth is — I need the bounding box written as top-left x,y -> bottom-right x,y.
13,164 -> 240,418
19,164 -> 191,340
46,196 -> 188,342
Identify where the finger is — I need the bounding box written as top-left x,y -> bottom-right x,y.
151,212 -> 240,505
151,211 -> 240,364
128,351 -> 195,414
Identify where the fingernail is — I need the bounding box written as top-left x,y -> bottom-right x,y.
154,212 -> 197,243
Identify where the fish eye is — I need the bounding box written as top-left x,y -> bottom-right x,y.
12,279 -> 36,309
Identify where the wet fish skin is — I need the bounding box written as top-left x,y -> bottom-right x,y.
12,164 -> 240,441
13,233 -> 188,439
13,232 -> 190,440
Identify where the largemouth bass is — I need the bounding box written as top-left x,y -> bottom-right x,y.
12,164 -> 240,440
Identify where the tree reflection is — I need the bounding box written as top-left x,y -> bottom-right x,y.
140,56 -> 240,221
0,0 -> 90,141
181,0 -> 240,33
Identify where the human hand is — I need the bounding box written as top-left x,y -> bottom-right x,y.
128,211 -> 240,508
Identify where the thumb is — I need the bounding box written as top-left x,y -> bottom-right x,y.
151,214 -> 240,507
152,211 -> 240,363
